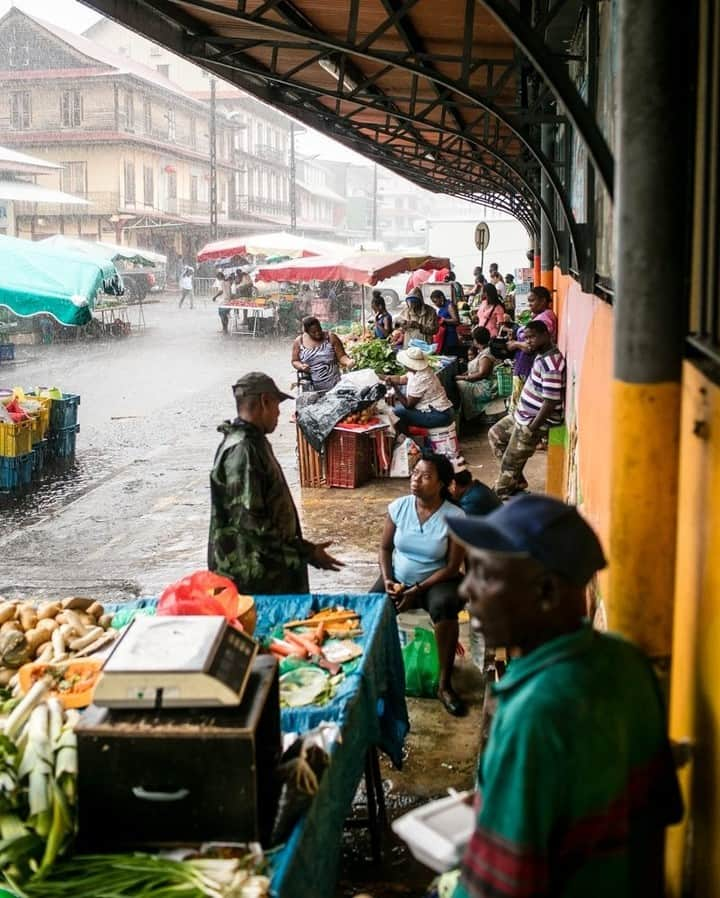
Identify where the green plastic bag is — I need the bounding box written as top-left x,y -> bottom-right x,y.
402,627 -> 440,697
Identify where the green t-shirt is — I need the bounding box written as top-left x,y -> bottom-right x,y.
454,624 -> 682,898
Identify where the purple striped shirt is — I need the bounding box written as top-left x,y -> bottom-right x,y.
514,346 -> 565,429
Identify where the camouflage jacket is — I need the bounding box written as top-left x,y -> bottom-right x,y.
208,418 -> 311,594
396,303 -> 439,346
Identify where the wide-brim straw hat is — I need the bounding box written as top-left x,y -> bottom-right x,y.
397,347 -> 430,371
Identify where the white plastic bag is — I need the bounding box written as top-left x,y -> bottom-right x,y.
339,368 -> 382,390
390,437 -> 412,477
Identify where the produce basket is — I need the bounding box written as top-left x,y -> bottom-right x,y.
48,424 -> 79,460
326,430 -> 372,488
0,344 -> 15,362
25,394 -> 51,441
31,438 -> 48,474
495,364 -> 513,398
49,392 -> 81,431
0,418 -> 33,457
297,425 -> 325,488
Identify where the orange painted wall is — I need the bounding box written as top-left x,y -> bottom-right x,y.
666,361 -> 720,895
554,272 -> 614,592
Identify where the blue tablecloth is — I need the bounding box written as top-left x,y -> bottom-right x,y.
105,593 -> 409,898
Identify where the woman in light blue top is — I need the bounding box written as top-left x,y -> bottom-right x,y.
371,452 -> 467,716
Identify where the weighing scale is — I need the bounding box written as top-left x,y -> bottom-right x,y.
93,615 -> 258,709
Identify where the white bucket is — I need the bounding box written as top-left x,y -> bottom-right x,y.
427,421 -> 459,459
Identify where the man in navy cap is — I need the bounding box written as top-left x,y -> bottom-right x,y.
445,495 -> 682,898
208,372 -> 343,595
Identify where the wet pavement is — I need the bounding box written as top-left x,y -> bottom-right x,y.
0,294 -> 546,897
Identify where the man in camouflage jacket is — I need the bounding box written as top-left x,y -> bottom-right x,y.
208,372 -> 342,594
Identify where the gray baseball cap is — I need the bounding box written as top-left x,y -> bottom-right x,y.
232,372 -> 293,401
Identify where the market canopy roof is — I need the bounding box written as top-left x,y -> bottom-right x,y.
80,0 -> 614,282
0,235 -> 115,326
0,146 -> 62,176
0,181 -> 90,204
197,231 -> 351,263
255,252 -> 451,286
40,235 -> 164,267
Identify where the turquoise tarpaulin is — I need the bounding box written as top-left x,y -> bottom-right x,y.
0,234 -> 117,326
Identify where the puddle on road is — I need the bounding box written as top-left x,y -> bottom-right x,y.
0,448 -> 116,530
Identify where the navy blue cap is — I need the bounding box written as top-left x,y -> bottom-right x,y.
447,494 -> 606,586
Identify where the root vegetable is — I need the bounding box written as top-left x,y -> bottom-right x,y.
0,667 -> 14,687
37,602 -> 61,620
19,608 -> 38,632
51,629 -> 66,660
0,621 -> 21,633
61,597 -> 95,611
86,602 -> 104,619
0,602 -> 17,625
285,630 -> 322,656
4,677 -> 49,740
36,618 -> 58,634
68,627 -> 103,651
25,628 -> 51,654
61,610 -> 87,636
77,612 -> 96,628
36,643 -> 54,663
98,614 -> 113,630
59,624 -> 76,641
73,630 -> 118,657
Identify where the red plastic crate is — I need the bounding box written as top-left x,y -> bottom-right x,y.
326,430 -> 372,488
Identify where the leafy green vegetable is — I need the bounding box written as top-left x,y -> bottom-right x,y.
349,339 -> 402,376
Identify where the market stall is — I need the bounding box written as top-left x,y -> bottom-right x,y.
217,299 -> 277,337
0,583 -> 408,898
197,231 -> 348,264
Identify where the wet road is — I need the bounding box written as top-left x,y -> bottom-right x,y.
0,297 -> 382,599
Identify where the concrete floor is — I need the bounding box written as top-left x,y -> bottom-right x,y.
0,294 -> 546,897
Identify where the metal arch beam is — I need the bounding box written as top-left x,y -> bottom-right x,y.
479,0 -> 614,199
159,0 -> 578,237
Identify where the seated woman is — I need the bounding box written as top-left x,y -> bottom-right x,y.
430,288 -> 460,355
371,293 -> 393,339
455,326 -> 501,422
384,346 -> 454,434
371,452 -> 467,716
291,316 -> 354,393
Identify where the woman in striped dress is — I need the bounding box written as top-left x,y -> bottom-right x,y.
291,316 -> 354,393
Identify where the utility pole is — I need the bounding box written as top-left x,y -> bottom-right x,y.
209,77 -> 218,240
289,121 -> 297,233
371,162 -> 378,241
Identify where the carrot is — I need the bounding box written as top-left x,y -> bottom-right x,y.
284,630 -> 320,656
314,620 -> 326,645
270,638 -> 306,658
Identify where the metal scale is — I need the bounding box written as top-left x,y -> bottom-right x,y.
93,615 -> 258,709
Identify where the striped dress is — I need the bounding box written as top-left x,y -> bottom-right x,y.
299,335 -> 341,392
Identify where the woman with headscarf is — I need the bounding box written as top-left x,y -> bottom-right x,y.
372,451 -> 467,715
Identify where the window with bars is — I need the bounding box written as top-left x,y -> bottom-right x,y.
167,108 -> 176,141
10,91 -> 30,130
167,170 -> 177,199
61,161 -> 87,197
143,166 -> 154,207
190,116 -> 197,148
124,161 -> 136,204
60,90 -> 82,128
143,99 -> 152,134
190,175 -> 198,202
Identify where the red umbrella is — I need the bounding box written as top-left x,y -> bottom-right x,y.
255,252 -> 451,286
405,269 -> 432,293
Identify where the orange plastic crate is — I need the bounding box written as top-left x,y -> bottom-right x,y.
326,430 -> 372,489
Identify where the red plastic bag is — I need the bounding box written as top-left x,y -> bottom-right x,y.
157,570 -> 240,624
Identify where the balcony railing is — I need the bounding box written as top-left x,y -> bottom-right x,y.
236,196 -> 290,218
14,191 -> 218,219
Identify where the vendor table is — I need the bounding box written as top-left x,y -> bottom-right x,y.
93,301 -> 146,333
219,302 -> 277,337
104,592 -> 408,898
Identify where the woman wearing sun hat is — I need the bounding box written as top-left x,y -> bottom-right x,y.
383,346 -> 455,434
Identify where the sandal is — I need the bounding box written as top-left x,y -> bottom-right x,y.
438,688 -> 467,717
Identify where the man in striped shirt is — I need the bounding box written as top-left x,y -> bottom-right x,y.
488,320 -> 565,498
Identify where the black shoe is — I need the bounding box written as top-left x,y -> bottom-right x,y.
438,688 -> 467,717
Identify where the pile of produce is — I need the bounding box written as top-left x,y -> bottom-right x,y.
0,681 -> 78,883
338,404 -> 378,426
348,338 -> 402,376
10,851 -> 270,898
0,598 -> 115,687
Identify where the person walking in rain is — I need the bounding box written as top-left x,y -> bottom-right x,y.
211,271 -> 231,333
178,265 -> 194,308
208,372 -> 343,594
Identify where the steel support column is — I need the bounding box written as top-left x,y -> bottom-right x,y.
540,120 -> 555,293
608,0 -> 695,659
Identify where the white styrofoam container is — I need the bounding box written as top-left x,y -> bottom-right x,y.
391,790 -> 475,873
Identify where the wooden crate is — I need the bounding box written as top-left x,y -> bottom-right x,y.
297,425 -> 325,487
